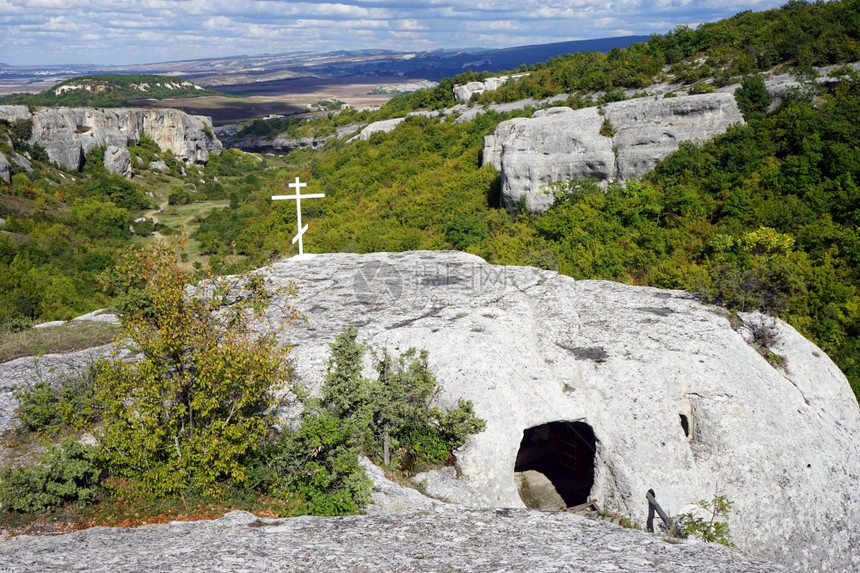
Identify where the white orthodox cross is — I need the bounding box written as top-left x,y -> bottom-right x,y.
272,177 -> 325,255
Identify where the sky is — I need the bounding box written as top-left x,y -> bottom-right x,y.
1,0 -> 790,67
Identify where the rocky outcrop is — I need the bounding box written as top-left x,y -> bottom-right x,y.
0,151 -> 9,185
453,74 -> 529,102
103,145 -> 131,178
0,507 -> 783,571
0,105 -> 222,172
1,251 -> 857,570
350,118 -> 406,142
215,124 -> 361,154
257,251 -> 858,571
483,93 -> 744,211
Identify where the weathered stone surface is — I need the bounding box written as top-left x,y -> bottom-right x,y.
359,456 -> 443,514
516,470 -> 567,510
0,151 -> 10,185
604,94 -> 744,180
10,153 -> 32,174
256,251 -> 859,571
486,106 -> 615,211
453,74 -> 529,101
0,506 -> 783,572
0,105 -> 30,123
0,106 -> 222,172
103,145 -> 131,178
350,118 -> 405,141
483,94 -> 744,211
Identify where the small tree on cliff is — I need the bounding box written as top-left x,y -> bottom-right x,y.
321,324 -> 486,472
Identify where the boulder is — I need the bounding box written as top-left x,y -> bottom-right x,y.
515,470 -> 567,510
103,145 -> 131,178
10,153 -> 32,174
604,94 -> 744,180
483,94 -> 744,211
0,151 -> 10,185
350,118 -> 405,142
256,251 -> 858,571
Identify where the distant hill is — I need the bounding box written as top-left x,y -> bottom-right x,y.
0,74 -> 217,107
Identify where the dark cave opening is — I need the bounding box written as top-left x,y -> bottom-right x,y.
680,414 -> 690,438
514,421 -> 597,507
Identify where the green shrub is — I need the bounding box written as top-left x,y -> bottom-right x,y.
13,381 -> 61,433
13,369 -> 101,434
320,325 -> 486,474
680,494 -> 734,546
267,409 -> 371,516
95,244 -> 294,496
167,185 -> 191,205
0,438 -> 103,513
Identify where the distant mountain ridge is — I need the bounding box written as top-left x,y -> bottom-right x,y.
0,36 -> 649,94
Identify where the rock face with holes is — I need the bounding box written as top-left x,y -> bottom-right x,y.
258,251 -> 859,571
0,105 -> 222,172
482,93 -> 744,211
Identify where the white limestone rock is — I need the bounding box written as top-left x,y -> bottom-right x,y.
103,145 -> 131,178
0,151 -> 10,185
487,106 -> 615,212
0,106 -> 222,172
0,506 -> 782,572
359,456 -> 443,514
453,74 -> 529,101
350,118 -> 405,142
10,152 -> 32,174
259,251 -> 859,571
605,93 -> 744,180
483,93 -> 744,211
0,345 -> 116,437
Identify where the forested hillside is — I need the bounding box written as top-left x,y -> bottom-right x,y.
0,74 -> 216,107
2,0 -> 859,401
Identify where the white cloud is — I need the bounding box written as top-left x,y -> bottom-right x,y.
0,0 -> 791,65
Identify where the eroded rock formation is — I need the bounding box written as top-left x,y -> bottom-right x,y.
260,251 -> 858,571
0,105 -> 222,174
482,93 -> 744,211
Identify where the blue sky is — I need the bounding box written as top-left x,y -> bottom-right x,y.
1,0 -> 789,66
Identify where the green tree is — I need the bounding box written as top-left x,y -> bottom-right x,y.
734,75 -> 773,120
94,243 -> 295,496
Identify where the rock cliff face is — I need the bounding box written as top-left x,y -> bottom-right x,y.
0,151 -> 9,185
256,251 -> 858,571
482,93 -> 744,211
215,124 -> 360,155
0,105 -> 222,174
453,73 -> 529,101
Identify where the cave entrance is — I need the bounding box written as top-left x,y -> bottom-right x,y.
515,421 -> 596,507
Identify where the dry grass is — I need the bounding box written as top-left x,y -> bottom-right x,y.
0,321 -> 120,364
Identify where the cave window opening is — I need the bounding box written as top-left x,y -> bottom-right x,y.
679,414 -> 690,438
515,421 -> 597,507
